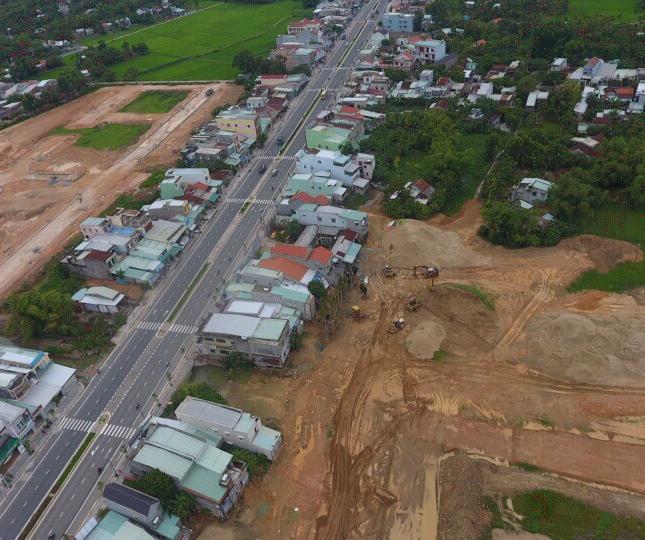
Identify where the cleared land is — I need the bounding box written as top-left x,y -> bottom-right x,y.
47,0 -> 311,81
569,0 -> 642,19
119,90 -> 189,113
50,123 -> 150,150
0,83 -> 242,300
194,200 -> 645,539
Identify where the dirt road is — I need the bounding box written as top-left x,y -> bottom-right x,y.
0,83 -> 241,299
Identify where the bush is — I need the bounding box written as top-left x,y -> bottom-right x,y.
165,381 -> 227,416
231,448 -> 271,477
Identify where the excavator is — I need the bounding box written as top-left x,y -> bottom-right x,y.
382,264 -> 440,285
351,305 -> 368,320
405,296 -> 421,312
388,316 -> 406,334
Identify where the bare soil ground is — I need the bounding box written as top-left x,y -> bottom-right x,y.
0,83 -> 242,299
198,200 -> 645,540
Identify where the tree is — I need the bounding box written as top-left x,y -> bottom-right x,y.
383,68 -> 409,83
231,448 -> 270,477
128,470 -> 177,512
166,381 -> 227,415
548,174 -> 594,223
308,280 -> 327,302
479,201 -> 542,248
172,492 -> 198,523
413,11 -> 424,32
286,220 -> 302,240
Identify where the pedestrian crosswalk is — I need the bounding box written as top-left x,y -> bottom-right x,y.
101,424 -> 137,440
224,197 -> 276,205
138,320 -> 163,331
167,323 -> 198,334
254,154 -> 295,161
136,320 -> 197,334
59,417 -> 94,433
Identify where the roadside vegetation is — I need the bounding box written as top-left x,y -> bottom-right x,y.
119,90 -> 189,113
163,381 -> 227,417
50,122 -> 150,150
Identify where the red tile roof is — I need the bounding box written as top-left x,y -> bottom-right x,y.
292,191 -> 330,205
413,179 -> 430,192
210,170 -> 232,180
258,257 -> 308,281
86,250 -> 112,262
262,74 -> 288,80
340,229 -> 358,241
616,87 -> 634,98
271,243 -> 309,260
309,246 -> 332,265
191,181 -> 209,191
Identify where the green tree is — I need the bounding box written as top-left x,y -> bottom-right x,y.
479,201 -> 542,248
172,491 -> 198,523
231,448 -> 271,476
308,280 -> 327,302
166,381 -> 227,416
128,470 -> 177,512
548,174 -> 594,223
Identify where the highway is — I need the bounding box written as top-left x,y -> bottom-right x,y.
0,1 -> 386,537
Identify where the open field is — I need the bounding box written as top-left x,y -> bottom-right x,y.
0,82 -> 242,300
569,0 -> 643,20
119,90 -> 189,113
46,0 -> 311,81
50,123 -> 150,150
195,200 -> 645,539
568,259 -> 645,293
580,202 -> 645,247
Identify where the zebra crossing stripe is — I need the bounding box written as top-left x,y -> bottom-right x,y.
102,424 -> 136,439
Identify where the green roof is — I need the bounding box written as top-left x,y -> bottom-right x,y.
133,444 -> 192,481
341,209 -> 367,221
195,445 -> 231,475
181,464 -> 227,503
253,318 -> 287,340
272,286 -> 310,303
156,513 -> 181,540
0,437 -> 19,464
87,510 -> 154,540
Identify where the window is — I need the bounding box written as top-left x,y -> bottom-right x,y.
331,218 -> 336,223
216,338 -> 226,343
317,216 -> 322,222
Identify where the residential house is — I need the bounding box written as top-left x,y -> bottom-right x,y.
223,299 -> 302,333
295,148 -> 373,188
629,80 -> 645,113
101,483 -> 182,540
198,313 -> 291,368
176,397 -> 282,460
571,136 -> 602,158
412,40 -> 446,63
392,50 -> 415,71
0,401 -> 34,440
288,18 -> 322,35
382,12 -> 414,33
127,417 -> 249,519
224,282 -> 316,321
525,90 -> 549,111
80,217 -> 112,240
511,177 -> 553,205
551,58 -> 567,72
330,229 -> 362,267
61,248 -> 119,280
279,172 -> 346,203
269,243 -> 333,274
215,107 -> 260,140
305,124 -> 352,151
294,204 -> 368,240
72,286 -> 125,314
405,179 -> 435,205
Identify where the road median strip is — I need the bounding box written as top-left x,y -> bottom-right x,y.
168,261 -> 211,323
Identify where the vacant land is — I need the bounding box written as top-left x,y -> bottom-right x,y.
198,201 -> 645,539
0,83 -> 242,300
50,0 -> 310,81
119,90 -> 189,113
581,202 -> 645,247
50,123 -> 150,150
569,0 -> 642,19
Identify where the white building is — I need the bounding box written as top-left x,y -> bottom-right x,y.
382,12 -> 414,33
72,286 -> 125,314
175,397 -> 282,460
413,40 -> 446,63
511,177 -> 553,205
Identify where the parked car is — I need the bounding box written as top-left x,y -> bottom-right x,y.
259,163 -> 267,174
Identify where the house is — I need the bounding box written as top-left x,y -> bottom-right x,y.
294,204 -> 369,240
405,179 -> 435,205
0,345 -> 76,417
72,286 -> 125,314
511,177 -> 553,205
175,397 -> 282,460
571,136 -> 602,157
392,50 -> 415,71
223,299 -> 302,333
257,256 -> 318,285
127,418 -> 249,519
111,255 -> 164,286
224,282 -> 316,321
525,90 -> 549,111
102,483 -> 182,540
629,80 -> 645,113
80,217 -> 112,240
551,58 -> 567,72
295,148 -> 372,188
198,313 -> 291,368
0,401 -> 34,440
305,124 -> 352,151
330,229 -> 362,267
270,243 -> 333,274
61,248 -> 119,280
215,107 -> 260,140
288,18 -> 322,35
279,172 -> 345,203
82,510 -> 156,540
382,12 -> 414,33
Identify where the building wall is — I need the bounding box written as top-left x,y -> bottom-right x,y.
215,115 -> 258,139
382,12 -> 414,33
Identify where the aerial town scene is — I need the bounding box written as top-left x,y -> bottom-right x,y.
0,0 -> 643,538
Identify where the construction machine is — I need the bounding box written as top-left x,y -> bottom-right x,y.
351,305 -> 368,320
405,296 -> 421,312
388,316 -> 406,334
382,264 -> 396,277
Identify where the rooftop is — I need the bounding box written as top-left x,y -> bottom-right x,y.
258,257 -> 308,281
0,346 -> 46,368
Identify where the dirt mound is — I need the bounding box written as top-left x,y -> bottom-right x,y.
560,234 -> 642,273
516,309 -> 645,386
406,320 -> 446,360
382,219 -> 489,269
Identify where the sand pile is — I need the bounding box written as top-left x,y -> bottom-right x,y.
560,235 -> 642,273
406,320 -> 446,360
517,310 -> 645,386
382,219 -> 488,269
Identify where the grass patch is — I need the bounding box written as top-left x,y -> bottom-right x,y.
239,201 -> 250,214
343,193 -> 368,210
119,90 -> 188,113
482,496 -> 507,530
51,0 -> 311,81
567,259 -> 645,293
447,283 -> 496,311
50,123 -> 150,150
433,349 -> 447,361
536,415 -> 554,428
568,0 -> 642,20
579,202 -> 645,247
100,191 -> 158,216
168,262 -> 210,322
54,432 -> 96,491
514,461 -> 542,472
140,169 -> 167,189
513,489 -> 645,538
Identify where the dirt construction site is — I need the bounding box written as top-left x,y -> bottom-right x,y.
0,83 -> 241,299
197,201 -> 645,540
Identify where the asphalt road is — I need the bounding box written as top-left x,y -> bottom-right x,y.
0,1 -> 386,537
